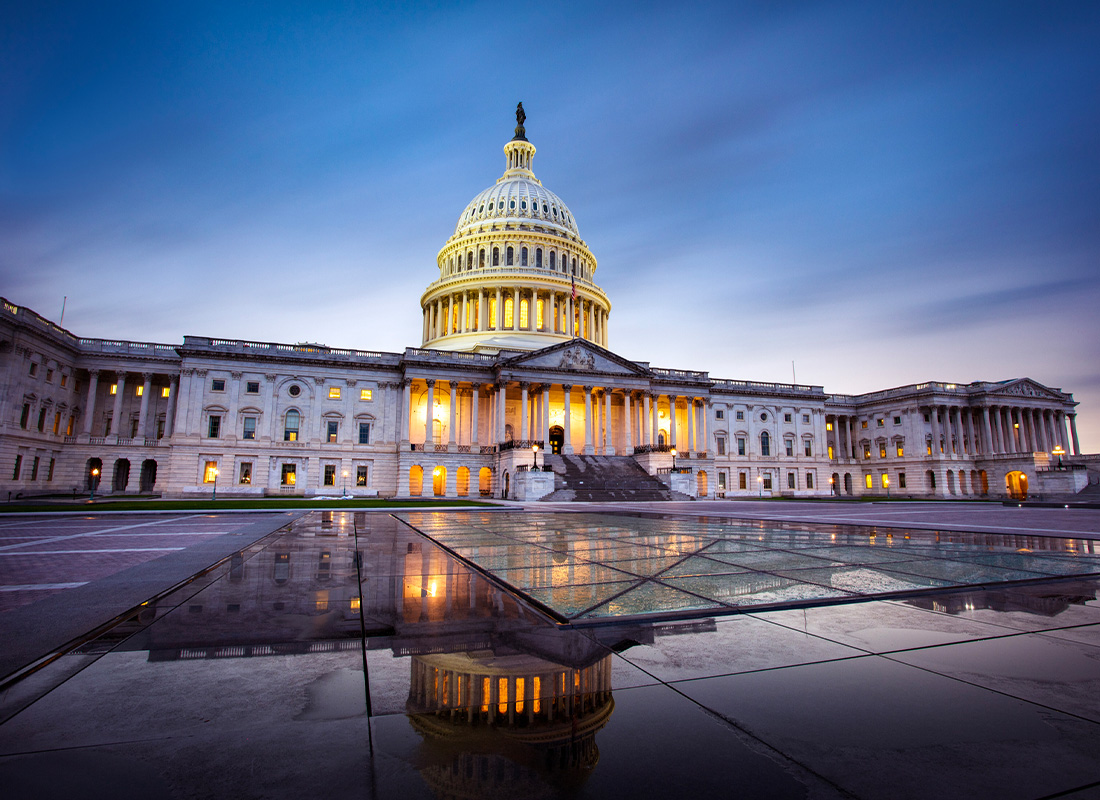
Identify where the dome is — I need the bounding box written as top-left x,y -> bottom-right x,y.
453,178 -> 580,239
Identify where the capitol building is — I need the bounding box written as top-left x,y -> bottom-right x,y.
0,109 -> 1090,502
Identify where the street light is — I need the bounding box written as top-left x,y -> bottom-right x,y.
89,467 -> 100,502
883,474 -> 890,499
828,476 -> 835,498
342,470 -> 348,498
671,448 -> 677,471
757,474 -> 763,498
532,443 -> 539,470
211,467 -> 218,501
1053,445 -> 1065,468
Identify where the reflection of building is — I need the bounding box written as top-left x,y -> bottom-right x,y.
0,108 -> 1090,501
907,584 -> 1099,617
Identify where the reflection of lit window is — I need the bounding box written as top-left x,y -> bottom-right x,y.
533,676 -> 541,714
481,678 -> 490,713
274,552 -> 290,583
498,677 -> 508,715
349,597 -> 360,611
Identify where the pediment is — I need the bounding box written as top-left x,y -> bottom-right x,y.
991,379 -> 1065,401
503,340 -> 650,378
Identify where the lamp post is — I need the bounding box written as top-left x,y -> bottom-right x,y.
671,448 -> 677,471
829,476 -> 835,498
211,467 -> 218,501
757,474 -> 763,498
532,443 -> 539,470
342,470 -> 348,498
1053,445 -> 1065,468
884,474 -> 890,499
90,467 -> 100,502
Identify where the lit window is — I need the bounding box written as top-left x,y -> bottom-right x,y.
207,415 -> 221,438
504,297 -> 514,328
284,410 -> 300,442
826,422 -> 833,431
520,298 -> 529,328
863,444 -> 871,459
211,379 -> 225,391
135,386 -> 143,396
327,421 -> 338,442
239,463 -> 252,484
110,384 -> 117,395
489,297 -> 497,329
203,461 -> 219,483
360,388 -> 372,401
246,381 -> 260,394
896,442 -> 904,457
358,422 -> 370,444
861,420 -> 868,429
536,299 -> 544,329
879,444 -> 887,458
161,386 -> 170,397
324,465 -> 336,486
865,474 -> 873,489
356,466 -> 368,486
877,418 -> 884,427
329,387 -> 341,400
281,464 -> 296,485
828,445 -> 834,459
60,374 -> 68,388
243,417 -> 256,440
882,473 -> 889,488
53,412 -> 61,435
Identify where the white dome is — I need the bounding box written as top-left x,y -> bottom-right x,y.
453,178 -> 580,239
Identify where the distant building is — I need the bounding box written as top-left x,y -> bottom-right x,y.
0,115 -> 1089,501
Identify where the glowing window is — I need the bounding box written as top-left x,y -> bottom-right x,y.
489,297 -> 497,329
110,384 -> 117,395
360,388 -> 372,401
328,387 -> 341,400
135,386 -> 143,396
536,299 -> 544,329
203,461 -> 218,483
896,442 -> 904,457
826,422 -> 833,431
284,410 -> 300,442
866,474 -> 873,489
519,298 -> 529,328
504,297 -> 514,328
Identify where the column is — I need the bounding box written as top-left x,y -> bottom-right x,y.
497,382 -> 507,444
512,288 -> 520,331
962,409 -> 974,456
470,385 -> 480,447
458,293 -> 466,333
520,383 -> 530,442
423,380 -> 435,445
650,394 -> 658,447
686,399 -> 695,454
110,371 -> 127,439
929,405 -> 941,459
136,373 -> 153,440
82,370 -> 100,435
448,382 -> 457,446
1070,413 -> 1081,455
1032,409 -> 1045,452
604,388 -> 614,455
623,392 -> 632,453
164,376 -> 179,438
980,407 -> 993,456
563,385 -> 573,454
435,299 -> 443,338
402,381 -> 412,442
669,397 -> 678,449
586,301 -> 594,342
701,400 -> 710,454
494,287 -> 502,330
583,386 -> 594,454
1002,408 -> 1014,453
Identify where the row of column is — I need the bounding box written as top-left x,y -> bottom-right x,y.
81,369 -> 179,441
404,380 -> 711,455
422,287 -> 608,346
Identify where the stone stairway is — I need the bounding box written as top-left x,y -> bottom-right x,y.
538,454 -> 692,502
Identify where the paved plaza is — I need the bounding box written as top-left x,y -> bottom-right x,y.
1,502 -> 1100,799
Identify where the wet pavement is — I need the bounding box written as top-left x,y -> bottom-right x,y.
2,509 -> 1100,799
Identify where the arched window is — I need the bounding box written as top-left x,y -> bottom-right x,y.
492,247 -> 499,266
456,254 -> 462,270
521,247 -> 528,266
535,248 -> 542,267
466,251 -> 473,270
479,249 -> 485,268
284,410 -> 300,442
520,298 -> 529,328
760,431 -> 770,456
504,297 -> 514,328
572,258 -> 577,274
506,246 -> 514,266
549,251 -> 556,270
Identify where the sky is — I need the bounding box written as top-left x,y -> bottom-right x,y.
2,1 -> 1099,451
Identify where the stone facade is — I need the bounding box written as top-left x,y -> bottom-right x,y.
0,122 -> 1088,502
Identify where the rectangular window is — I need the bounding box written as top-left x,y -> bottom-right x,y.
716,436 -> 726,456
356,466 -> 368,486
803,414 -> 810,424
787,472 -> 796,489
718,472 -> 727,490
865,474 -> 873,489
763,473 -> 773,490
882,472 -> 890,489
739,472 -> 747,490
60,374 -> 68,388
45,368 -> 53,382
161,386 -> 170,397
243,417 -> 256,440
879,444 -> 887,458
211,379 -> 225,391
737,437 -> 746,456
785,440 -> 794,457
896,442 -> 904,457
245,381 -> 260,394
19,404 -> 30,429
899,472 -> 907,489
109,383 -> 117,395
926,442 -> 933,455
37,408 -> 47,432
736,410 -> 744,421
804,440 -> 813,457
536,299 -> 544,329
327,420 -> 338,442
828,445 -> 834,459
130,418 -> 139,438
135,385 -> 143,396
806,471 -> 814,489
924,413 -> 930,423
12,454 -> 22,480
281,464 -> 296,486
358,422 -> 370,444
29,363 -> 38,377
203,461 -> 218,483
863,444 -> 871,459
893,416 -> 901,425
715,409 -> 725,420
239,462 -> 252,484
156,419 -> 164,438
208,415 -> 221,438
104,417 -> 112,436
876,418 -> 884,427
328,387 -> 341,400
826,422 -> 833,431
47,458 -> 55,481
360,388 -> 372,401
30,456 -> 39,481
53,412 -> 61,434
861,420 -> 868,429
323,465 -> 336,486
784,413 -> 792,423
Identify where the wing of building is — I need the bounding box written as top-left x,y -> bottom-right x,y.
0,112 -> 1090,502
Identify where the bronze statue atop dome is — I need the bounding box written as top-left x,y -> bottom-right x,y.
513,101 -> 527,141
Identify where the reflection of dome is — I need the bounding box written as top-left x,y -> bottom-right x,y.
421,109 -> 611,353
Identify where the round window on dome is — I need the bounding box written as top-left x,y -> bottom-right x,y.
510,200 -> 515,209
543,204 -> 548,213
552,208 -> 557,216
499,201 -> 504,209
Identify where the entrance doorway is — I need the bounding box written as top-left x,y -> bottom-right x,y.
1005,471 -> 1029,500
549,425 -> 564,454
139,459 -> 157,492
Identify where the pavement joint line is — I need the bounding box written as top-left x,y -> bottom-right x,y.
0,514 -> 208,553
0,582 -> 88,592
0,547 -> 188,556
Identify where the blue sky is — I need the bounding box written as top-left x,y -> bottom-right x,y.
3,1 -> 1099,449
